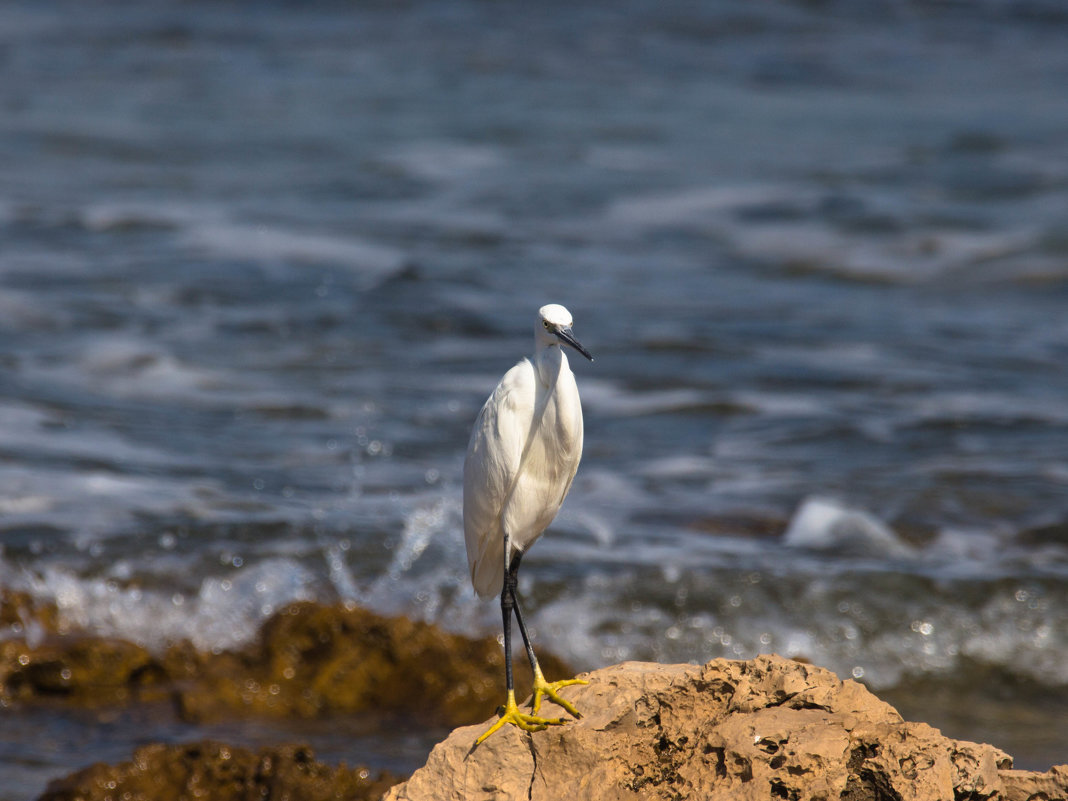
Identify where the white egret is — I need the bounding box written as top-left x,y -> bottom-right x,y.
463,303 -> 593,744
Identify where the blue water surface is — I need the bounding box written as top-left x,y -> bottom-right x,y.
2,0 -> 1068,795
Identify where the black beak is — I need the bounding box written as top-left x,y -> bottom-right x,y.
555,326 -> 593,361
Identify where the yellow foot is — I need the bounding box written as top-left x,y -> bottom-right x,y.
531,665 -> 588,718
475,690 -> 565,745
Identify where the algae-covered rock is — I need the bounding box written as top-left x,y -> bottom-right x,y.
0,636 -> 167,706
1,590 -> 177,706
176,601 -> 573,727
0,597 -> 573,728
0,589 -> 60,634
37,740 -> 403,801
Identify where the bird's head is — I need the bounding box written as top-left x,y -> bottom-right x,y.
537,304 -> 593,361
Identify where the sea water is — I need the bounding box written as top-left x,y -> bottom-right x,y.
2,0 -> 1068,796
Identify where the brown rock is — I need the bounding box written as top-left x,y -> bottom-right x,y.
0,589 -> 60,634
0,599 -> 572,728
385,655 -> 1068,801
173,601 -> 572,727
0,636 -> 165,706
36,740 -> 402,801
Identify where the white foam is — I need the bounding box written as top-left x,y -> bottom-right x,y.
508,553 -> 1068,692
79,200 -> 203,231
3,503 -> 1066,695
726,390 -> 833,418
927,527 -> 1008,564
783,496 -> 917,559
356,493 -> 484,626
18,334 -> 238,406
186,221 -> 408,281
638,455 -> 718,480
0,460 -> 242,547
73,197 -> 410,285
604,183 -> 810,229
22,334 -> 339,414
579,378 -> 712,417
729,220 -> 1040,283
907,390 -> 1068,427
5,558 -> 319,652
602,181 -> 1044,283
380,141 -> 504,182
563,509 -> 618,548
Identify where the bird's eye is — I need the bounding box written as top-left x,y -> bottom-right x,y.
543,320 -> 552,330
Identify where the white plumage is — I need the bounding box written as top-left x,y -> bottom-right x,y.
463,303 -> 590,597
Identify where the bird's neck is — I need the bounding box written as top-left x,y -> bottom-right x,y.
534,343 -> 568,387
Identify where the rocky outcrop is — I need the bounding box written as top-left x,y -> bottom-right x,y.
36,740 -> 402,801
385,655 -> 1068,801
11,588 -> 1065,801
0,597 -> 570,728
172,600 -> 570,726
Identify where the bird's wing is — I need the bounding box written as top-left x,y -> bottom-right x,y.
463,358 -> 536,598
497,357 -> 584,552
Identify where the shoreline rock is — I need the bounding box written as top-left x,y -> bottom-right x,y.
36,740 -> 403,801
385,655 -> 1068,801
9,590 -> 1067,801
0,596 -> 571,728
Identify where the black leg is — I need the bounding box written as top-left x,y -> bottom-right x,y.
500,563 -> 516,695
507,551 -> 541,674
475,545 -> 582,744
507,550 -> 586,719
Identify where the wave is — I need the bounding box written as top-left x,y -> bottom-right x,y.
2,487 -> 1066,702
27,198 -> 412,287
600,182 -> 1050,284
185,221 -> 409,284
